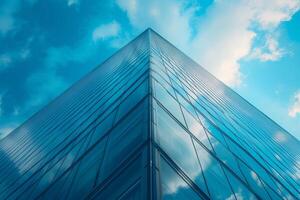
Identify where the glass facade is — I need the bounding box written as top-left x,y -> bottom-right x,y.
0,29 -> 299,199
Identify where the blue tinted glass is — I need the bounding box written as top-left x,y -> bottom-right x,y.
160,157 -> 202,200
0,29 -> 298,200
181,107 -> 212,150
238,161 -> 271,198
223,167 -> 258,200
193,140 -> 234,199
209,135 -> 245,181
62,136 -> 107,200
154,80 -> 185,125
92,149 -> 147,200
154,101 -> 209,196
115,78 -> 148,122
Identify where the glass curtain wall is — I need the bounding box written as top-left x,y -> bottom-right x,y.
0,29 -> 299,200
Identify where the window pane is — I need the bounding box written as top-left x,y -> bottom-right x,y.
100,120 -> 146,181
181,107 -> 212,150
99,99 -> 148,182
224,167 -> 258,200
116,78 -> 148,122
194,141 -> 234,199
155,102 -> 209,196
154,81 -> 185,125
92,150 -> 147,200
238,161 -> 271,198
65,137 -> 107,199
209,135 -> 245,181
160,157 -> 202,200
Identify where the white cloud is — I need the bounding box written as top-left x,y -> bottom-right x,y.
26,47 -> 71,107
288,91 -> 300,118
92,21 -> 121,42
26,45 -> 82,108
25,34 -> 97,109
0,0 -> 21,36
23,19 -> 122,114
0,48 -> 31,70
253,0 -> 300,29
117,0 -> 193,51
191,1 -> 255,86
116,0 -> 300,87
191,0 -> 299,86
0,0 -> 38,36
0,54 -> 11,70
27,70 -> 67,108
13,107 -> 19,116
0,15 -> 14,35
20,48 -> 30,59
250,34 -> 285,61
67,0 -> 79,7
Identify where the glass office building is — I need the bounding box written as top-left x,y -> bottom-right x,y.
0,29 -> 299,199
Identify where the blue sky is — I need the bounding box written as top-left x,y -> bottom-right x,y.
0,0 -> 299,140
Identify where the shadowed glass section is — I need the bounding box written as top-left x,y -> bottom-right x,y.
0,30 -> 151,200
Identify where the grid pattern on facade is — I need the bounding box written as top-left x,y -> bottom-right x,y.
149,31 -> 300,200
0,29 -> 299,200
0,31 -> 151,200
